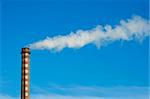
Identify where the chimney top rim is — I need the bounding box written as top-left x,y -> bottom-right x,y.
21,47 -> 30,54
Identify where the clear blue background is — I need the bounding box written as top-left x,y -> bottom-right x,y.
1,0 -> 149,96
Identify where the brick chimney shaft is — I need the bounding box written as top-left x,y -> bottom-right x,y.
21,48 -> 30,99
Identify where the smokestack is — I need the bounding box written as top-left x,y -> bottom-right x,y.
21,48 -> 30,99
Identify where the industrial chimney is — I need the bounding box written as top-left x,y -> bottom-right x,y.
21,48 -> 30,99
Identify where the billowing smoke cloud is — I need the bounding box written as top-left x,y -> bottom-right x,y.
28,15 -> 150,51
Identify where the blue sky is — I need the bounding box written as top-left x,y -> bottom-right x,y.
0,0 -> 149,98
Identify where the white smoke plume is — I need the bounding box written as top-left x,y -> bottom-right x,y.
28,15 -> 150,51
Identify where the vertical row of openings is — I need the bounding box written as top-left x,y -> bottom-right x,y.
22,52 -> 30,98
